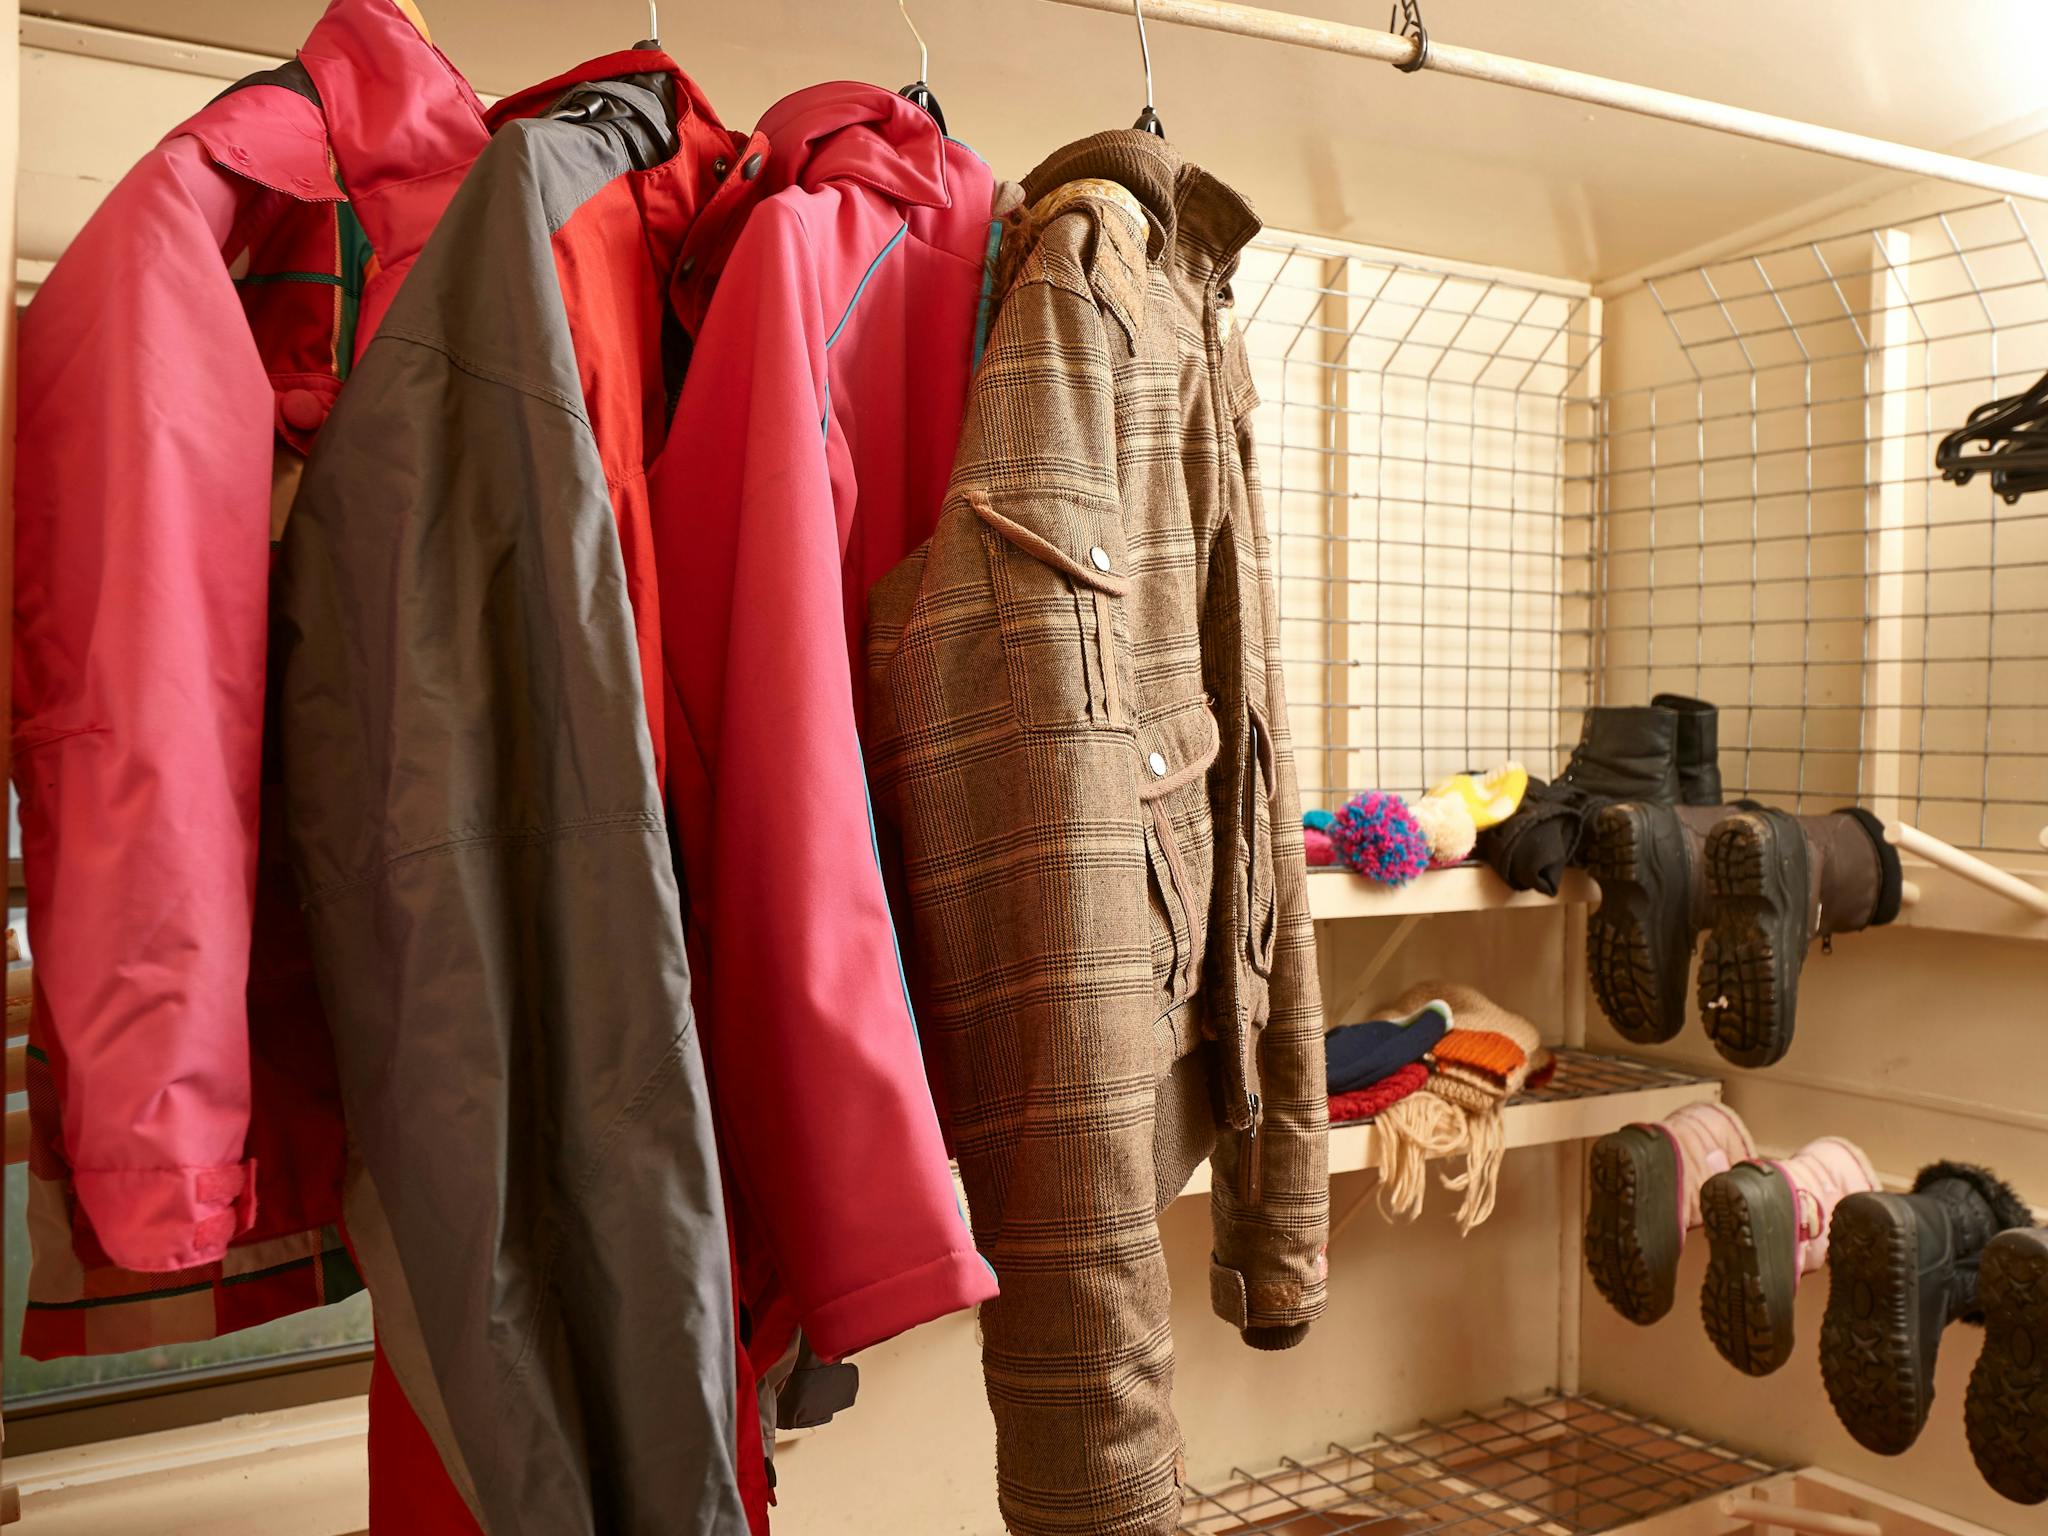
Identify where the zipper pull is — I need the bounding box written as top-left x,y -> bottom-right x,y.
1242,1091 -> 1264,1206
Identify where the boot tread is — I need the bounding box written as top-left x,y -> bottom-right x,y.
1700,1169 -> 1794,1377
1966,1231 -> 2048,1505
1821,1194 -> 1932,1456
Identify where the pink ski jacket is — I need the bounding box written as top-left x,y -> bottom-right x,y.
11,0 -> 488,1283
650,83 -> 1000,1365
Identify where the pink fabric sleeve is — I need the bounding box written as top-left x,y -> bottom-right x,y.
11,137 -> 270,1270
653,203 -> 993,1359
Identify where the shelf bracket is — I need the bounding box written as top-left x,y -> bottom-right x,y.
1327,912 -> 1423,1026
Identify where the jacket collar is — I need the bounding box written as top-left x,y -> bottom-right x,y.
1021,128 -> 1260,280
669,81 -> 955,333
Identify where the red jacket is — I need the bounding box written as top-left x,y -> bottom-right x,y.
651,83 -> 999,1369
11,0 -> 486,1303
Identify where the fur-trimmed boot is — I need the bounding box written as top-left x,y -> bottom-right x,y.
1585,1102 -> 1755,1325
1697,807 -> 1905,1068
1699,1138 -> 1879,1377
1821,1162 -> 2035,1455
1967,1226 -> 2048,1505
1585,801 -> 1734,1044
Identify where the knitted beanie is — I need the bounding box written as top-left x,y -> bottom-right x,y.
1328,1061 -> 1430,1126
1372,982 -> 1545,1233
1325,998 -> 1450,1094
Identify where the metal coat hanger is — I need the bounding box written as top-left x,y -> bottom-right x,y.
639,0 -> 658,47
1131,0 -> 1164,137
897,1 -> 948,134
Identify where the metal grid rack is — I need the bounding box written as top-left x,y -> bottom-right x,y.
1507,1050 -> 1709,1110
1235,236 -> 1601,809
1177,1393 -> 1787,1535
1592,200 -> 2048,856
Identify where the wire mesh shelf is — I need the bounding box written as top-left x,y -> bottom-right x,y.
1508,1050 -> 1710,1110
1177,1392 -> 1789,1534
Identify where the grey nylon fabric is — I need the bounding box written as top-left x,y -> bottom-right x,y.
277,99 -> 745,1536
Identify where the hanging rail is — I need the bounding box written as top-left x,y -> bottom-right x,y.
1042,0 -> 2048,204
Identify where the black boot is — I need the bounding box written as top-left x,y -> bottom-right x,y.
1584,801 -> 1730,1044
1821,1162 -> 2035,1456
1697,806 -> 1904,1068
1558,705 -> 1681,803
1652,693 -> 1721,805
1967,1226 -> 2048,1505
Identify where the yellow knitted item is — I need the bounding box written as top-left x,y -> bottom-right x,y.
1426,762 -> 1529,831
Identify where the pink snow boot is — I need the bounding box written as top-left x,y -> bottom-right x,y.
1701,1137 -> 1879,1376
1586,1102 -> 1755,1325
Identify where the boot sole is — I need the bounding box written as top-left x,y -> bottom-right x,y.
1700,1164 -> 1798,1377
1585,804 -> 1693,1045
1966,1232 -> 2048,1505
1820,1195 -> 1931,1456
1698,812 -> 1807,1069
1584,1126 -> 1681,1326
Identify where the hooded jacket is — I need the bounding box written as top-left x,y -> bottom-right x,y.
277,51 -> 757,1536
11,0 -> 487,1343
649,82 -> 999,1376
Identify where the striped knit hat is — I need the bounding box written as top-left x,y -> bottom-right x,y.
1373,982 -> 1544,1233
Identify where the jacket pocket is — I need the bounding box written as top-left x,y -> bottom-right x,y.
1139,693 -> 1220,1055
1246,702 -> 1279,977
972,488 -> 1132,732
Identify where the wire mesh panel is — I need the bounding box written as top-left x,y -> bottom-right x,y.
1595,200 -> 2048,855
1235,237 -> 1601,809
1178,1393 -> 1786,1534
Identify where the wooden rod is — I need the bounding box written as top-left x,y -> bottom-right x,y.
1043,0 -> 2048,204
1718,1496 -> 1881,1536
1885,821 -> 2048,919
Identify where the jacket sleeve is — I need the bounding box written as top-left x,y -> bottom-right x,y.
1206,326 -> 1331,1347
10,137 -> 269,1271
652,202 -> 994,1362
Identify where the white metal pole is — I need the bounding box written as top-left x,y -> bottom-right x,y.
1886,822 -> 2048,919
1043,0 -> 2048,205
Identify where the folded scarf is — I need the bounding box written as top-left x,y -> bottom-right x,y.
1329,1061 -> 1430,1125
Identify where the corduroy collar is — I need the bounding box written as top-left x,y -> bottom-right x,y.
1020,129 -> 1260,277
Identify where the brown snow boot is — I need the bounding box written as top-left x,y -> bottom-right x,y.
1585,1102 -> 1754,1326
1652,693 -> 1722,805
1585,801 -> 1733,1045
1697,806 -> 1903,1068
1821,1162 -> 2034,1456
1967,1226 -> 2048,1505
1699,1137 -> 1878,1377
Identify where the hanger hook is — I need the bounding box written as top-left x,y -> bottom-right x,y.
1134,0 -> 1155,111
644,0 -> 658,44
899,0 -> 929,85
1389,0 -> 1429,72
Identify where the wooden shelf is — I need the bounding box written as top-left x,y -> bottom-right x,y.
1307,863 -> 1597,922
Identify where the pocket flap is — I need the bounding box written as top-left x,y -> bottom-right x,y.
967,489 -> 1128,597
1137,693 -> 1220,800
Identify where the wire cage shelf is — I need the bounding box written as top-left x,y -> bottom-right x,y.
1506,1050 -> 1711,1110
1241,203 -> 2048,859
1176,1393 -> 1788,1535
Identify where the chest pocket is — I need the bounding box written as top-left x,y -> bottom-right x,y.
971,489 -> 1133,731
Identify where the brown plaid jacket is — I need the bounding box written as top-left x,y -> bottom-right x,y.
866,131 -> 1328,1536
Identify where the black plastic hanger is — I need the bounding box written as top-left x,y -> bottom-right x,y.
897,1 -> 949,135
1936,369 -> 2048,497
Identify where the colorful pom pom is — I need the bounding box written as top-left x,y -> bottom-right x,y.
1409,793 -> 1477,869
1328,791 -> 1431,886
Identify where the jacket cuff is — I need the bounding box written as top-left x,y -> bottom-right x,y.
802,1247 -> 999,1361
1209,1258 -> 1327,1335
72,1160 -> 258,1273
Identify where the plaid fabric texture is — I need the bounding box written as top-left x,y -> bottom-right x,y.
867,131 -> 1328,1536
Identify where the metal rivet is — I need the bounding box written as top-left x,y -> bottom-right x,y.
713,156 -> 730,178
1148,752 -> 1168,778
1089,546 -> 1112,572
742,153 -> 764,180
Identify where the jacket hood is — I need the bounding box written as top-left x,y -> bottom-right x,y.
297,0 -> 490,280
751,81 -> 954,210
1022,127 -> 1260,277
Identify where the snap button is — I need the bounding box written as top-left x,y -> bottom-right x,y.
280,389 -> 326,432
742,153 -> 764,180
1089,546 -> 1112,572
1148,752 -> 1168,778
713,156 -> 730,178
230,145 -> 250,164
292,175 -> 314,192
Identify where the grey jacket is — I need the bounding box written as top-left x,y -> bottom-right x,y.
276,62 -> 746,1536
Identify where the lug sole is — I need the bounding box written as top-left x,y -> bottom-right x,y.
1585,1126 -> 1682,1326
1821,1195 -> 1932,1456
1967,1231 -> 2048,1505
1585,804 -> 1694,1045
1699,1165 -> 1798,1377
1698,814 -> 1806,1069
